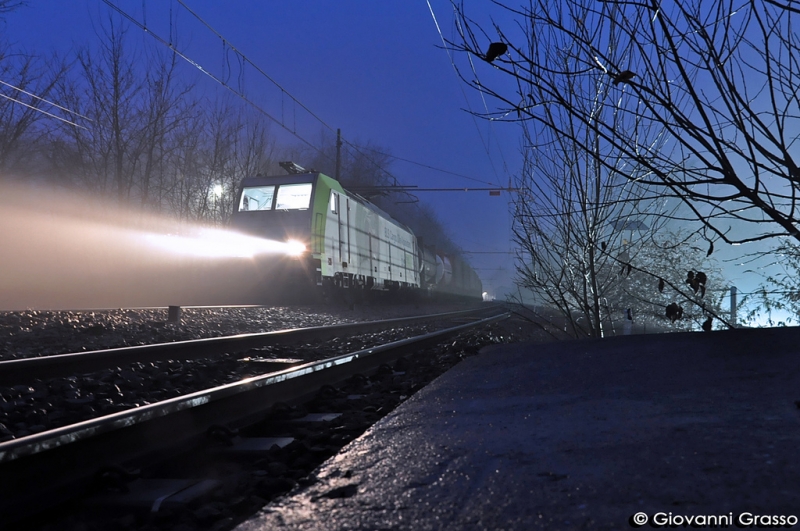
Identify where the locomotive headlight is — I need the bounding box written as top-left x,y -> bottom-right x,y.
285,239 -> 306,257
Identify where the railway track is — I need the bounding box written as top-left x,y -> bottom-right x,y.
1,307 -> 509,530
0,306 -> 499,384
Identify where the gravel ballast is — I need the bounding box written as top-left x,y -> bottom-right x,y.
0,303 -> 534,442
0,303 -> 477,361
0,304 -> 549,531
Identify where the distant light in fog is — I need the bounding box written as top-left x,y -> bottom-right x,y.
144,228 -> 297,259
211,183 -> 223,198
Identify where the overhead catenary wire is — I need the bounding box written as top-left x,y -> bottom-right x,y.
454,14 -> 512,186
170,0 -> 490,189
105,0 -> 508,204
426,0 -> 516,270
426,0 -> 505,186
174,0 -> 332,135
0,78 -> 92,123
358,148 -> 500,187
0,90 -> 87,130
100,0 -> 331,162
347,185 -> 517,192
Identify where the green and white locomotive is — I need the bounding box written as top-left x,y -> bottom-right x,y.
230,164 -> 481,301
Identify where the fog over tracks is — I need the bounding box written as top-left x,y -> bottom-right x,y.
0,183 -> 296,310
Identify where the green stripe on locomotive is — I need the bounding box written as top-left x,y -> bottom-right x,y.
311,173 -> 343,256
310,174 -> 344,275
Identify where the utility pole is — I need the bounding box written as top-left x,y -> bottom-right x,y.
730,286 -> 737,328
335,128 -> 342,181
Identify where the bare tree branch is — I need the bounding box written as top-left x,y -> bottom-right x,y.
449,0 -> 800,246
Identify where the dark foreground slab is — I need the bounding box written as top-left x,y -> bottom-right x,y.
235,328 -> 800,530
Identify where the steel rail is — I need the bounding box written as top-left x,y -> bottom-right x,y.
0,306 -> 498,385
0,311 -> 509,523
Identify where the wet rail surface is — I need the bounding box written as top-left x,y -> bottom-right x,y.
0,306 -> 499,385
1,309 -> 510,530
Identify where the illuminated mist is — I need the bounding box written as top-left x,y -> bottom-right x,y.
0,183 -> 296,310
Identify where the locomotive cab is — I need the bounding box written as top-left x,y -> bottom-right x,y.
231,173 -> 316,250
230,173 -> 320,297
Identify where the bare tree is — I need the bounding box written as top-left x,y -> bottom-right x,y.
510,106 -> 726,336
448,0 -> 800,248
165,110 -> 206,221
194,100 -> 240,224
135,48 -> 196,210
0,0 -> 24,16
440,1 -> 732,335
514,147 -> 664,337
741,240 -> 800,326
297,130 -> 395,191
0,43 -> 66,177
221,112 -> 277,218
51,12 -> 203,219
605,230 -> 726,332
54,15 -> 143,198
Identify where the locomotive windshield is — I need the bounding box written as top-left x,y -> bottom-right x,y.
238,182 -> 313,212
275,183 -> 312,210
239,186 -> 275,211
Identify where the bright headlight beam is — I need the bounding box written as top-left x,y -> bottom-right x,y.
143,228 -> 299,259
285,239 -> 306,257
